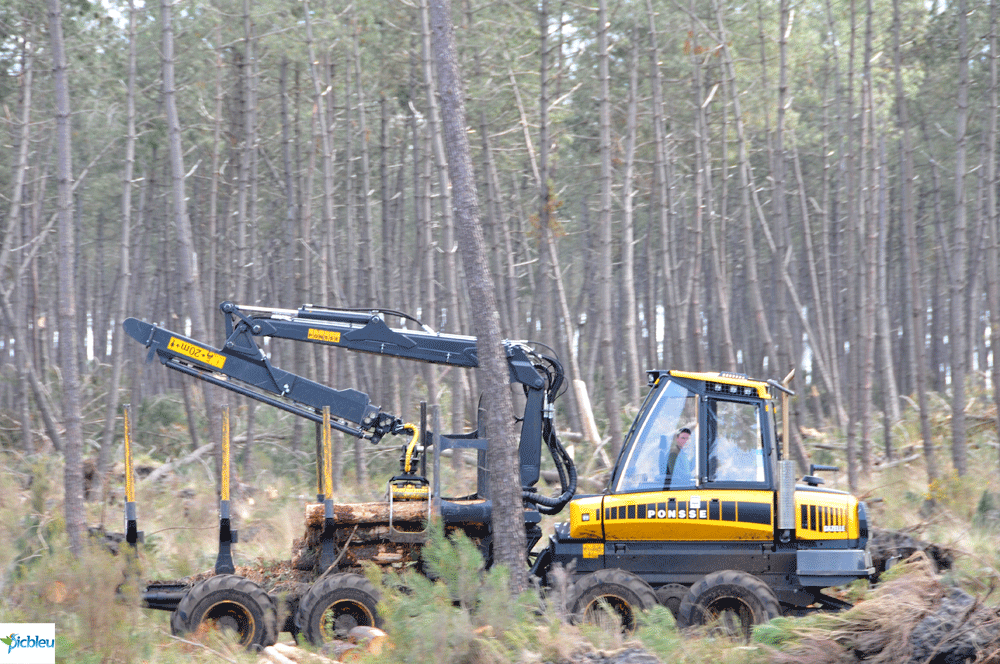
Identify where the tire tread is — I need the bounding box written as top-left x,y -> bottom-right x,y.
296,573 -> 382,646
568,569 -> 657,631
676,570 -> 780,631
172,574 -> 277,650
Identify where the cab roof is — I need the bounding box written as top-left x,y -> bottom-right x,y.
646,369 -> 772,399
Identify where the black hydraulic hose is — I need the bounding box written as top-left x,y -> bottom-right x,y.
544,354 -> 565,400
523,423 -> 577,514
532,457 -> 576,514
516,349 -> 574,514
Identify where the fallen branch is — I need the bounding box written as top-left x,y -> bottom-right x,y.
875,453 -> 923,470
142,443 -> 214,484
160,630 -> 240,664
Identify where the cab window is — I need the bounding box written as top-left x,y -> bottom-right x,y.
615,380 -> 699,493
706,399 -> 767,485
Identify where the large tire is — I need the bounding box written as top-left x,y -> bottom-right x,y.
676,570 -> 781,640
172,574 -> 278,650
296,573 -> 382,646
568,569 -> 657,634
654,583 -> 688,621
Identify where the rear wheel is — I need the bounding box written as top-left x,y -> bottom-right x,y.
568,569 -> 657,634
654,583 -> 688,621
676,570 -> 780,640
171,575 -> 277,650
296,573 -> 382,646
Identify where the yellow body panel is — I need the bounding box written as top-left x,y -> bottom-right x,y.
570,489 -> 860,543
570,490 -> 777,542
569,496 -> 605,539
794,490 -> 860,540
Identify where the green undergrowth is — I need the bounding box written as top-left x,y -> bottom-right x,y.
0,535 -> 263,664
364,521 -> 564,664
361,522 -> 775,664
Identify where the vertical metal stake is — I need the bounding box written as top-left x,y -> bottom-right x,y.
215,404 -> 236,575
319,406 -> 337,571
432,404 -> 441,518
315,418 -> 324,503
123,403 -> 143,547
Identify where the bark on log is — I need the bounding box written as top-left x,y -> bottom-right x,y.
304,500 -> 482,527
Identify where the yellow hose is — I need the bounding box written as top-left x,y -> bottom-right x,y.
402,424 -> 419,474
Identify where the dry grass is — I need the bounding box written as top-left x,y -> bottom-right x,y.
760,553 -> 1000,664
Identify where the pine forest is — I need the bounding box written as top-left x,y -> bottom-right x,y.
0,0 -> 999,554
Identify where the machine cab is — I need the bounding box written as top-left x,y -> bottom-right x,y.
569,371 -> 780,543
612,371 -> 776,494
551,369 -> 872,601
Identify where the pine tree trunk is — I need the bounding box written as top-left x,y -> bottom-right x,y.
4,31 -> 35,453
950,0 -> 970,476
48,0 -> 84,556
427,0 -> 528,594
596,0 -> 622,456
620,29 -> 642,404
859,0 -> 877,477
98,0 -> 137,476
986,0 -> 1000,476
161,0 -> 220,482
644,0 -> 681,370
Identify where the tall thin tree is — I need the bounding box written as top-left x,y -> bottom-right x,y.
48,0 -> 85,555
98,0 -> 138,476
596,0 -> 622,455
950,0 -> 970,476
427,0 -> 528,594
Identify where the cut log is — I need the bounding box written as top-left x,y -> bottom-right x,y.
304,501 -> 429,527
270,643 -> 303,662
261,646 -> 297,664
271,642 -> 337,664
304,500 -> 485,527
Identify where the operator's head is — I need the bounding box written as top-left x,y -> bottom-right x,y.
676,427 -> 691,447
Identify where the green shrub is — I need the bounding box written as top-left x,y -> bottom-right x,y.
369,521 -> 544,664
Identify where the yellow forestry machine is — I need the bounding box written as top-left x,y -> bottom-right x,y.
121,301 -> 872,649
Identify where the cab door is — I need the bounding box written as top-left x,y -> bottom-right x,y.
602,386 -> 776,576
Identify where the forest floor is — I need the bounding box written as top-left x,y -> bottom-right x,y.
0,392 -> 998,664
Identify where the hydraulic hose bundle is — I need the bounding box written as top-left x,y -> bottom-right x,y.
520,350 -> 577,515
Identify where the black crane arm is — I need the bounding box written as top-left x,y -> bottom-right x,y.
124,301 -> 576,511
219,301 -> 545,390
122,316 -> 400,442
124,302 -> 543,443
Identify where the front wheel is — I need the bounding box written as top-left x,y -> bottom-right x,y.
295,573 -> 382,646
568,569 -> 657,634
676,570 -> 781,640
171,575 -> 277,650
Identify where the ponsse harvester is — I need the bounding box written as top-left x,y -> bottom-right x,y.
119,301 -> 872,649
